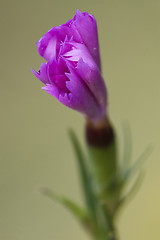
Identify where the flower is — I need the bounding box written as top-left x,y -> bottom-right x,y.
32,10 -> 107,124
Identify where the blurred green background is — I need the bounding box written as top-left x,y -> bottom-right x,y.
1,0 -> 160,239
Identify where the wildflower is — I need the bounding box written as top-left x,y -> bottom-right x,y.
32,10 -> 107,124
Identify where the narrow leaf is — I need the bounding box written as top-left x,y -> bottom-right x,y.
69,129 -> 97,217
41,187 -> 94,231
123,145 -> 153,182
117,171 -> 144,209
122,121 -> 132,171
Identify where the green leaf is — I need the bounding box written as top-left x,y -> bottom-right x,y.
69,129 -> 97,218
117,171 -> 144,209
123,145 -> 153,182
122,121 -> 132,171
41,187 -> 95,231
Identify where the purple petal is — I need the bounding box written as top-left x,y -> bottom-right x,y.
63,41 -> 97,69
64,65 -> 103,121
37,37 -> 57,62
42,84 -> 59,99
72,10 -> 101,70
31,62 -> 49,84
50,74 -> 70,96
76,58 -> 107,114
36,21 -> 82,61
48,57 -> 69,77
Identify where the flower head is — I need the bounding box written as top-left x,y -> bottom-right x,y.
32,10 -> 107,124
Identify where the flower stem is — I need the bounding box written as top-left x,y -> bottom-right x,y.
85,118 -> 119,240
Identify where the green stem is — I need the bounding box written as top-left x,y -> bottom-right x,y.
85,119 -> 119,240
93,228 -> 117,240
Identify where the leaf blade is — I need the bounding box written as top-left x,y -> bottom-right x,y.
41,187 -> 95,231
123,145 -> 153,181
122,121 -> 132,172
69,129 -> 97,217
117,171 -> 145,209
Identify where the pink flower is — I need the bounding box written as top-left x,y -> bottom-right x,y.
32,10 -> 107,123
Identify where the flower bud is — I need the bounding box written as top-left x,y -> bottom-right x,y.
32,10 -> 107,124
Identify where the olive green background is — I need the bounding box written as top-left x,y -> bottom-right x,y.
1,0 -> 160,239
